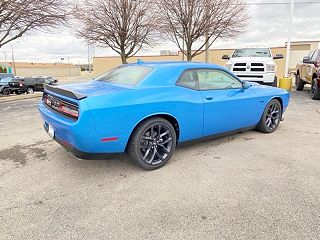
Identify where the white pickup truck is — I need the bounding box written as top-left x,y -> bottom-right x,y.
222,48 -> 283,86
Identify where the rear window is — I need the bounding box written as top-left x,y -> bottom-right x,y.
95,65 -> 153,86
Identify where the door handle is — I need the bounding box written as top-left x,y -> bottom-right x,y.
205,96 -> 214,100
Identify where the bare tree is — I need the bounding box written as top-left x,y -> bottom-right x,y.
0,0 -> 67,48
73,0 -> 156,64
157,0 -> 248,61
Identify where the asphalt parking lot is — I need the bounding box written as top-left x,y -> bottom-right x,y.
1,87 -> 320,240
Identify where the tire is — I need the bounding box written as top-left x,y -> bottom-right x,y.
295,74 -> 304,91
311,78 -> 320,100
256,99 -> 282,133
127,117 -> 177,170
2,88 -> 10,96
26,87 -> 34,94
272,76 -> 278,87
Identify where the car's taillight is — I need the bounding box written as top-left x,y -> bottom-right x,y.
58,102 -> 79,118
19,81 -> 23,87
43,93 -> 79,119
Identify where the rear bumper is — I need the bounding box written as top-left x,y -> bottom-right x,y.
44,123 -> 121,159
38,101 -> 127,155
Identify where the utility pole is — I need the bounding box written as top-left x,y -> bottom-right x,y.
3,51 -> 8,73
285,0 -> 294,78
67,56 -> 71,76
11,45 -> 16,75
182,39 -> 185,61
88,42 -> 91,73
205,30 -> 209,63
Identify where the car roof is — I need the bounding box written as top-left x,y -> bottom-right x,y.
127,61 -> 225,70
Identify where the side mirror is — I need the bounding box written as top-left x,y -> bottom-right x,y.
242,81 -> 251,89
273,54 -> 283,59
222,55 -> 230,60
303,56 -> 312,64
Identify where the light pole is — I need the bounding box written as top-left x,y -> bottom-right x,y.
205,30 -> 209,63
285,0 -> 294,78
11,45 -> 17,75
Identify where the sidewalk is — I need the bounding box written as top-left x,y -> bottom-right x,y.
0,92 -> 42,103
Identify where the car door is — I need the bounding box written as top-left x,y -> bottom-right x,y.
196,69 -> 259,137
306,50 -> 319,82
302,51 -> 315,82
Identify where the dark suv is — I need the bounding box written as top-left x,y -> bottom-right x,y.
0,74 -> 25,95
18,76 -> 58,94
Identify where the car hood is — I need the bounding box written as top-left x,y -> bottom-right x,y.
58,80 -> 130,97
0,82 -> 8,86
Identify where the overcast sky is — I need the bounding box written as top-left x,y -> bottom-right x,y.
1,0 -> 320,64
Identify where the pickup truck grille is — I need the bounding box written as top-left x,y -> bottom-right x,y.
232,63 -> 265,72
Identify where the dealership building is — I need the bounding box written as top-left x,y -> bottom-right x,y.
93,40 -> 320,78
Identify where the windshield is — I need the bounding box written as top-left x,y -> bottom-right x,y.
95,65 -> 153,86
0,77 -> 12,83
232,48 -> 271,58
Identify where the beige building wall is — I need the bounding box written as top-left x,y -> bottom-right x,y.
93,41 -> 319,78
1,62 -> 81,77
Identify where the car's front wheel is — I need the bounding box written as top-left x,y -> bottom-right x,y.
26,87 -> 34,94
127,117 -> 176,170
311,77 -> 320,100
256,99 -> 282,133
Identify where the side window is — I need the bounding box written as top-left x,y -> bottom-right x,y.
197,69 -> 242,90
177,70 -> 198,90
308,51 -> 315,59
311,51 -> 318,62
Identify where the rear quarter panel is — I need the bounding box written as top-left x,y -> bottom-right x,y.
85,86 -> 204,150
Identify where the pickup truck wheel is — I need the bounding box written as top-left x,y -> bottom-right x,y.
295,74 -> 304,91
256,99 -> 282,133
311,78 -> 320,100
26,87 -> 34,94
2,88 -> 10,96
127,117 -> 176,170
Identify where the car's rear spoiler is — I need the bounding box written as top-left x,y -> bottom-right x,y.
44,84 -> 87,100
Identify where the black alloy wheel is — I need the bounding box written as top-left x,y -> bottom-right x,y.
256,99 -> 282,133
128,117 -> 176,170
139,123 -> 173,165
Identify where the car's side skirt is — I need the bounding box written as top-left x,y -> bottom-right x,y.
178,125 -> 257,147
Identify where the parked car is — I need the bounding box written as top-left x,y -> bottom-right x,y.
0,75 -> 25,96
222,48 -> 283,86
17,76 -> 58,94
295,49 -> 320,100
38,61 -> 290,170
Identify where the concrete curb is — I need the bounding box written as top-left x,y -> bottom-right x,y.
0,93 -> 42,103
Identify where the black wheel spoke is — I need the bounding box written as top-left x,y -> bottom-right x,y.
160,130 -> 169,138
147,148 -> 157,164
143,147 -> 152,160
158,144 -> 169,153
157,125 -> 161,138
155,149 -> 164,160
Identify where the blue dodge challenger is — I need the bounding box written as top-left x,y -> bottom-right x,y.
38,61 -> 290,170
